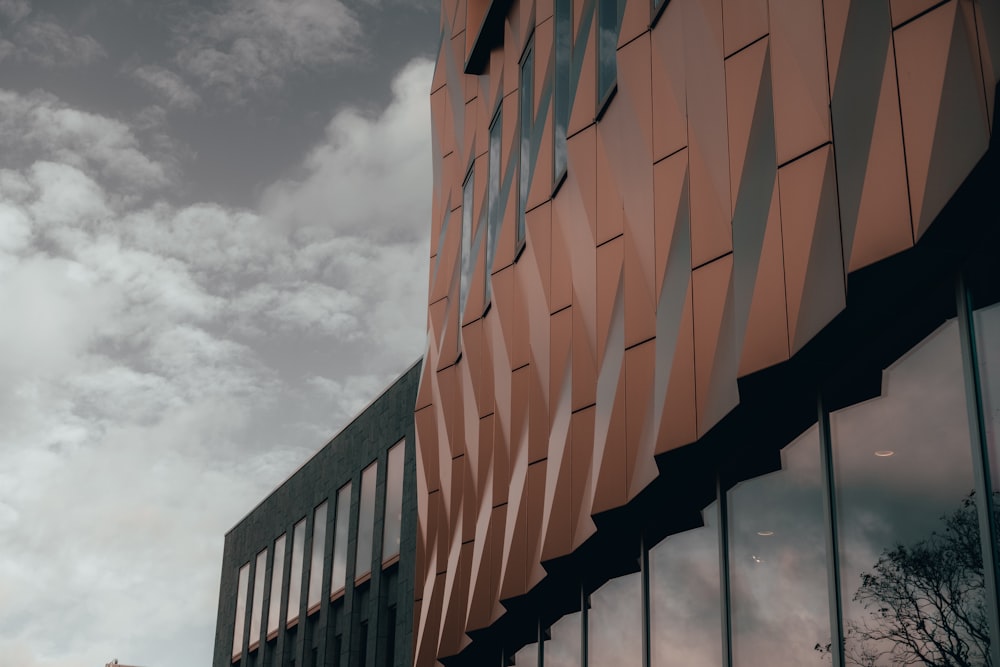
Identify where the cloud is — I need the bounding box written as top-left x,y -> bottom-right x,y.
176,0 -> 361,101
0,58 -> 432,667
0,89 -> 169,194
128,64 -> 201,111
2,13 -> 105,67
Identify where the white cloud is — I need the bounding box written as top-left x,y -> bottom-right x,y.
0,57 -> 432,667
128,64 -> 201,111
176,0 -> 361,101
5,16 -> 105,67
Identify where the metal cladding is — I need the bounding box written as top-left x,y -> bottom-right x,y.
416,0 -> 1000,663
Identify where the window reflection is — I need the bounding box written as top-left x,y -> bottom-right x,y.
460,168 -> 474,317
233,561 -> 250,661
383,441 -> 404,563
513,635 -> 539,667
589,570 -> 641,666
553,0 -> 570,184
649,501 -> 722,667
975,302 -> 1000,510
287,518 -> 306,626
518,39 -> 533,248
266,534 -> 285,639
356,462 -> 378,579
486,108 -> 502,306
728,426 -> 832,665
307,501 -> 327,613
331,482 -> 352,595
544,606 -> 582,667
597,0 -> 620,108
832,319 -> 993,666
249,548 -> 267,650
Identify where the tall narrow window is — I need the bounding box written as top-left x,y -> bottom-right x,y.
356,461 -> 378,580
307,501 -> 327,614
248,548 -> 267,651
331,482 -> 352,597
485,107 -> 502,307
460,167 -> 475,318
553,0 -> 570,186
544,604 -> 582,667
266,534 -> 286,640
287,518 -> 306,627
382,440 -> 405,565
589,571 -> 641,667
518,37 -> 534,248
597,0 -> 621,111
232,562 -> 250,661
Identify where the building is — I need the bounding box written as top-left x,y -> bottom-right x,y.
415,0 -> 1000,666
213,361 -> 420,667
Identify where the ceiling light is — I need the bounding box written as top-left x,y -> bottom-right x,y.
756,531 -> 774,537
874,450 -> 894,457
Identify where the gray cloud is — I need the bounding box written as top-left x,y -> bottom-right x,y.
0,8 -> 106,67
128,64 -> 202,111
0,0 -> 30,23
176,0 -> 362,102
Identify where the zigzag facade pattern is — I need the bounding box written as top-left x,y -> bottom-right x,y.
415,0 -> 1000,664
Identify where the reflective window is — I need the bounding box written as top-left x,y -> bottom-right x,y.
383,441 -> 405,563
589,571 -> 641,667
287,518 -> 306,626
649,501 -> 722,666
544,607 -> 582,667
975,301 -> 1000,616
553,0 -> 570,185
518,38 -> 534,248
832,319 -> 993,666
233,561 -> 250,661
460,168 -> 474,317
356,461 -> 378,579
267,534 -> 286,639
728,426 -> 832,665
513,634 -> 539,667
597,0 -> 620,109
307,501 -> 327,613
248,548 -> 267,650
486,107 -> 502,306
331,482 -> 352,595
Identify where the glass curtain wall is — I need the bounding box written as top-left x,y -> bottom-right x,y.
497,279 -> 1000,667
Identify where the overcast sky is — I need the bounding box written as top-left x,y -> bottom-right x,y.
0,0 -> 438,664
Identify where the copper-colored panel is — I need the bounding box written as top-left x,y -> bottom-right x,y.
492,94 -> 520,272
566,126 -> 598,239
527,362 -> 549,464
624,340 -> 658,498
656,284 -> 696,451
569,406 -> 598,549
440,86 -> 457,162
569,20 -> 597,137
541,307 -> 574,560
510,365 -> 531,476
725,37 -> 769,217
537,0 -> 553,22
595,131 -> 624,246
504,0 -> 524,99
890,0 -> 942,27
617,33 -> 654,152
571,296 -> 598,410
691,253 -> 738,437
684,0 -> 733,266
651,0 -> 687,161
619,0 -> 649,49
511,262 -> 531,370
524,459 -> 548,590
499,413 -> 529,602
976,0 -> 1000,125
465,501 -> 500,631
592,355 -> 627,514
778,145 -> 846,353
823,0 -> 850,88
769,0 -> 831,165
414,570 -> 445,667
596,237 -> 623,365
654,148 -> 689,298
549,194 -> 575,313
844,42 -> 913,272
462,448 -> 478,543
438,364 -> 465,459
722,0 -> 768,57
527,63 -> 555,213
896,0 -> 989,238
525,203 -> 553,310
462,319 -> 486,415
439,542 -> 473,657
463,97 -> 478,172
738,181 -> 790,376
491,265 -> 517,368
477,413 -> 496,510
623,209 -> 657,347
491,402 -> 511,507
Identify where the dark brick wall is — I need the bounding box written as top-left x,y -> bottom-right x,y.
213,360 -> 421,667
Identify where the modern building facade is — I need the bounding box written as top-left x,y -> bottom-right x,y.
213,361 -> 420,667
416,1 -> 1000,666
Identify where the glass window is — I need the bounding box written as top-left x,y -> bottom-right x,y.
486,107 -> 502,305
331,482 -> 352,595
649,501 -> 722,666
267,534 -> 286,639
356,461 -> 378,579
287,518 -> 306,626
307,501 -> 327,613
248,548 -> 267,650
974,301 -> 1000,637
383,441 -> 405,564
460,168 -> 474,317
544,606 -> 582,667
832,318 -> 993,667
518,38 -> 534,248
727,426 -> 832,665
589,571 -> 642,667
597,0 -> 621,109
553,0 -> 570,185
233,562 -> 250,661
513,633 -> 539,667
